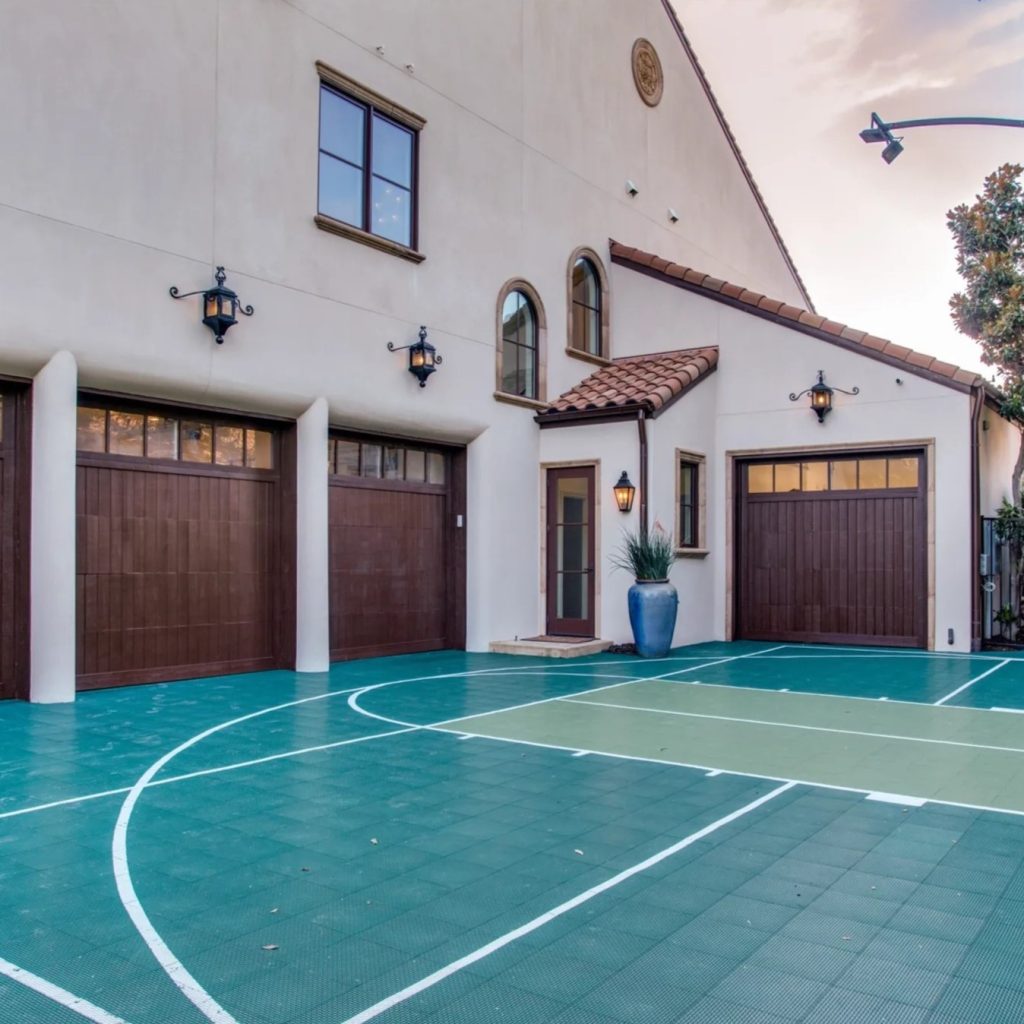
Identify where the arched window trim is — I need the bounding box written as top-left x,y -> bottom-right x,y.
566,247 -> 611,364
494,278 -> 547,409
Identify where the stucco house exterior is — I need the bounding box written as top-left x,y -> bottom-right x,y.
0,0 -> 1017,703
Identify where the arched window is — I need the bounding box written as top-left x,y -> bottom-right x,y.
496,280 -> 545,401
568,249 -> 609,360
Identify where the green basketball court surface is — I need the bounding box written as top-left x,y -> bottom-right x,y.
4,641 -> 1024,1023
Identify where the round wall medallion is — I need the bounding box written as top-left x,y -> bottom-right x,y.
632,38 -> 663,107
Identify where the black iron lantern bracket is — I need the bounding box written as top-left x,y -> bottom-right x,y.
789,370 -> 859,424
169,266 -> 254,344
388,325 -> 443,387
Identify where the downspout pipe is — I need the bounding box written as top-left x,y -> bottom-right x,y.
638,409 -> 649,538
970,383 -> 983,651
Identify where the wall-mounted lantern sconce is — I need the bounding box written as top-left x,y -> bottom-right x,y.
613,471 -> 636,512
169,266 -> 254,344
789,370 -> 859,424
388,325 -> 442,387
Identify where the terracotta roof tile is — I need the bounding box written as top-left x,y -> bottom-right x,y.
609,241 -> 984,390
540,347 -> 719,419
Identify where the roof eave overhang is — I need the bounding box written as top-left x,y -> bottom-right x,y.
611,253 -> 977,397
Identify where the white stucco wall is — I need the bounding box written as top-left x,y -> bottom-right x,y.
979,407 -> 1021,517
0,0 -> 809,661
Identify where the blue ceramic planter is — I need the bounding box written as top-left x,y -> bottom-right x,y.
627,579 -> 679,657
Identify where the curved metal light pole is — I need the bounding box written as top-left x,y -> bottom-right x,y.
860,111 -> 1024,163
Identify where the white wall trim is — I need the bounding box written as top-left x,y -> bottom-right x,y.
295,398 -> 330,672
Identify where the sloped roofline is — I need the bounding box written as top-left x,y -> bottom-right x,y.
659,0 -> 815,312
610,240 -> 987,396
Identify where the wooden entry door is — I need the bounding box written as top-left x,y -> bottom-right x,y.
736,452 -> 927,647
546,466 -> 596,637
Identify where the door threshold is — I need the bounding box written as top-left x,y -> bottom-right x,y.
489,637 -> 613,659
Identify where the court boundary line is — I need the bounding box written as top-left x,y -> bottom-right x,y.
338,781 -> 797,1024
934,659 -> 1012,706
0,956 -> 133,1024
562,694 -> 1024,755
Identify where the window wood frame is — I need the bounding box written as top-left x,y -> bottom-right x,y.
566,247 -> 611,364
676,448 -> 708,556
495,278 -> 547,405
315,62 -> 425,261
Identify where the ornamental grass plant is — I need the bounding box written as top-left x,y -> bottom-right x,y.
611,525 -> 675,581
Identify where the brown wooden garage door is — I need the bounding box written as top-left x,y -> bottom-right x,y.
0,386 -> 28,700
329,434 -> 465,661
736,451 -> 927,648
75,401 -> 292,690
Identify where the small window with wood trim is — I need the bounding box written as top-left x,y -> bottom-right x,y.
76,405 -> 274,469
567,249 -> 609,360
315,64 -> 424,258
677,451 -> 707,554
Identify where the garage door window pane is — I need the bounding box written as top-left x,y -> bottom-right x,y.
747,464 -> 773,493
245,429 -> 273,469
215,426 -> 245,466
774,464 -> 800,493
859,459 -> 887,489
361,444 -> 382,478
181,422 -> 213,463
888,457 -> 919,488
334,440 -> 360,476
405,449 -> 425,482
383,447 -> 404,480
146,416 -> 178,460
77,407 -> 107,452
427,452 -> 446,485
830,460 -> 857,490
108,411 -> 144,457
801,462 -> 828,492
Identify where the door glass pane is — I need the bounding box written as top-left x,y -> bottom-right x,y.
334,439 -> 360,476
888,457 -> 919,488
554,474 -> 590,623
774,463 -> 800,492
747,464 -> 773,493
320,87 -> 365,165
245,429 -> 273,469
108,411 -> 144,456
427,452 -> 446,485
181,422 -> 213,462
405,449 -> 425,482
830,460 -> 857,490
319,153 -> 364,227
214,426 -> 244,466
146,415 -> 178,459
383,447 -> 404,480
361,443 -> 382,478
801,461 -> 828,492
859,459 -> 887,489
370,178 -> 411,245
77,407 -> 107,452
371,115 -> 412,188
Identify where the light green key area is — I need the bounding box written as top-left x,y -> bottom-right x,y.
439,680 -> 1024,813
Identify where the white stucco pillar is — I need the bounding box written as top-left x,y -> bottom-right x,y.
295,397 -> 330,672
30,350 -> 78,703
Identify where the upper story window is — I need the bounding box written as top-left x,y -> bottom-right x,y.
497,282 -> 546,402
567,248 -> 609,361
314,62 -> 425,261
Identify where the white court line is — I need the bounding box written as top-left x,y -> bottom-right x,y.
867,792 -> 927,807
0,956 -> 132,1024
339,781 -> 796,1024
775,644 -> 1014,661
993,707 -> 1024,714
563,695 -> 1024,756
934,659 -> 1012,706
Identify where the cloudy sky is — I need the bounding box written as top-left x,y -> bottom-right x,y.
673,0 -> 1024,375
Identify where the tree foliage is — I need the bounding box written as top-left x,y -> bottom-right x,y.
948,163 -> 1024,422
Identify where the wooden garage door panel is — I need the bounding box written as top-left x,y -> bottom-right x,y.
0,390 -> 27,701
76,463 -> 280,689
738,457 -> 926,648
0,447 -> 13,698
329,484 -> 448,660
